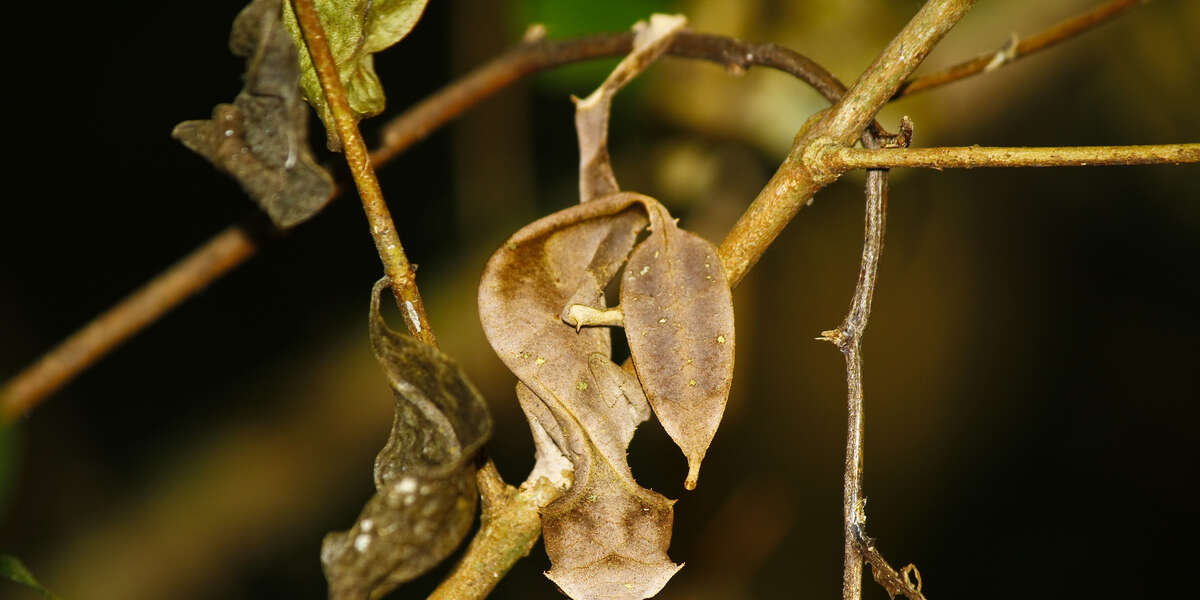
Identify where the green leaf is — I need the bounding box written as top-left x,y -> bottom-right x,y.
282,0 -> 429,150
321,278 -> 492,600
1,555 -> 61,599
173,0 -> 334,228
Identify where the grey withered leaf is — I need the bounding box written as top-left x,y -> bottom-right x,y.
620,202 -> 734,490
479,193 -> 684,599
321,278 -> 491,600
173,0 -> 334,229
575,14 -> 686,203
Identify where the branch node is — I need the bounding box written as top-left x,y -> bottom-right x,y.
984,32 -> 1020,72
800,135 -> 845,185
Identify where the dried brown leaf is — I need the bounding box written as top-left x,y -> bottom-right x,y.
173,0 -> 333,228
479,193 -> 685,599
621,202 -> 734,490
321,278 -> 491,600
575,14 -> 686,202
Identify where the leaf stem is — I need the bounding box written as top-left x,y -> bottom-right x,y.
895,0 -> 1147,98
289,0 -> 436,346
822,142 -> 1200,170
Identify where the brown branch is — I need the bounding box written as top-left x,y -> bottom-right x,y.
822,142 -> 1200,170
0,224 -> 260,422
895,0 -> 1146,98
426,462 -> 562,600
290,0 -> 436,346
718,0 -> 975,289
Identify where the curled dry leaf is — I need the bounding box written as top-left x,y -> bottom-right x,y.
479,193 -> 683,599
621,201 -> 734,490
575,14 -> 687,202
322,278 -> 491,600
172,0 -> 334,229
282,0 -> 429,149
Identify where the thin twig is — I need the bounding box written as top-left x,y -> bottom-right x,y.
855,524 -> 928,600
290,0 -> 436,346
0,225 -> 260,422
895,0 -> 1146,98
821,143 -> 1200,170
816,136 -> 890,600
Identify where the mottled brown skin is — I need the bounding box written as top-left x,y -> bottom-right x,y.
479,195 -> 683,599
172,0 -> 333,229
321,279 -> 491,599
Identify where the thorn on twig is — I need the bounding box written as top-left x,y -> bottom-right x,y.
984,32 -> 1020,72
816,328 -> 846,346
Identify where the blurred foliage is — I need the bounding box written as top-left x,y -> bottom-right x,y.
2,554 -> 60,599
0,424 -> 16,513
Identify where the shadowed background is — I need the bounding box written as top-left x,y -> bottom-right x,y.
2,0 -> 1198,598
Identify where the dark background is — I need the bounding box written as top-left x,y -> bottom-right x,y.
2,1 -> 1198,598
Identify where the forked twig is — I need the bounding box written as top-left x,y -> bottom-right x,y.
816,129 -> 892,600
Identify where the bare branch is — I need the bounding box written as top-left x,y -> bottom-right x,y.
0,225 -> 260,421
896,0 -> 1147,98
426,462 -> 563,600
822,143 -> 1200,170
290,0 -> 436,346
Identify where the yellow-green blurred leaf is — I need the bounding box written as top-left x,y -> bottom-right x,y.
282,0 -> 429,149
1,555 -> 61,599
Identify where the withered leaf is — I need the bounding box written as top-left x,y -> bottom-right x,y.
575,14 -> 686,202
282,0 -> 429,149
321,278 -> 491,600
620,202 -> 734,490
479,193 -> 684,599
540,355 -> 680,600
173,0 -> 334,229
